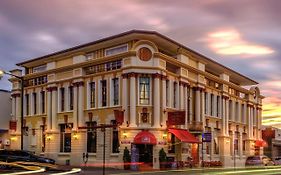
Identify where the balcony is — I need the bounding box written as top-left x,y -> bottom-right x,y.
189,121 -> 203,131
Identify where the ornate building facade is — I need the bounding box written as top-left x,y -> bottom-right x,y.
9,30 -> 263,168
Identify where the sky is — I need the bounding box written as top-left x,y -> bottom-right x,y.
0,0 -> 280,127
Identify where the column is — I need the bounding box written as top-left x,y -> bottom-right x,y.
162,77 -> 167,126
11,95 -> 16,119
247,105 -> 252,139
153,74 -> 161,128
189,87 -> 193,124
122,74 -> 128,125
201,90 -> 205,127
184,85 -> 188,128
179,82 -> 184,110
210,127 -> 214,160
195,88 -> 201,123
225,98 -> 229,136
78,83 -> 84,127
16,95 -> 21,132
65,84 -> 69,111
86,81 -> 90,109
129,73 -> 137,127
207,93 -> 211,116
73,85 -> 78,130
237,102 -> 241,123
51,88 -> 58,131
47,89 -> 52,131
222,97 -> 226,135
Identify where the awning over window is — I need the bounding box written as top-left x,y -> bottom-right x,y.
255,140 -> 267,147
133,130 -> 157,145
168,128 -> 200,143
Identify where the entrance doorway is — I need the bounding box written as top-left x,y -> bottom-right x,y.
136,144 -> 153,167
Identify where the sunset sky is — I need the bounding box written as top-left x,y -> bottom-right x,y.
0,0 -> 280,127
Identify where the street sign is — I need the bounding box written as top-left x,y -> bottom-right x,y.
202,132 -> 212,142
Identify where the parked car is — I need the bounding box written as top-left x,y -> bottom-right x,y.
245,155 -> 274,166
273,157 -> 281,165
0,150 -> 55,165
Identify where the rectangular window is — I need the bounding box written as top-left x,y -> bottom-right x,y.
166,80 -> 169,107
41,91 -> 45,114
229,100 -> 232,120
101,80 -> 107,107
216,96 -> 220,117
210,94 -> 214,116
214,138 -> 219,154
112,78 -> 119,105
69,86 -> 74,110
60,88 -> 65,112
25,94 -> 29,115
33,93 -> 37,115
242,104 -> 245,123
111,120 -> 119,153
60,124 -> 72,153
204,92 -> 208,114
236,102 -> 239,121
90,82 -> 95,108
105,44 -> 128,56
40,125 -> 46,152
139,77 -> 150,105
33,65 -> 47,73
173,82 -> 177,108
87,121 -> 97,153
168,133 -> 176,153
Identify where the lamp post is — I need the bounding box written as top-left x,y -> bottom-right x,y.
0,70 -> 24,150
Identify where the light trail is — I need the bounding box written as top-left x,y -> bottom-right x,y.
49,168 -> 81,175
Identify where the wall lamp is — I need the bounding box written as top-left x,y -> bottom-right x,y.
73,132 -> 78,140
123,131 -> 128,139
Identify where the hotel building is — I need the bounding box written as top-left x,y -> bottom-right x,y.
9,30 -> 263,168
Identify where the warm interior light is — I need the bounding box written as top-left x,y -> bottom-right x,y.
73,133 -> 78,140
10,137 -> 17,141
46,135 -> 52,141
163,133 -> 167,139
122,131 -> 128,139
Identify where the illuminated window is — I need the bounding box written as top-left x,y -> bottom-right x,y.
139,77 -> 150,105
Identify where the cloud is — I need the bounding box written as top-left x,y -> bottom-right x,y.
205,29 -> 274,55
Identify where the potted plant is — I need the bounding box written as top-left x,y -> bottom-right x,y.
123,147 -> 131,170
159,148 -> 167,170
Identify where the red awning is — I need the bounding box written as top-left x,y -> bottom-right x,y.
255,140 -> 267,147
168,128 -> 200,143
133,131 -> 157,145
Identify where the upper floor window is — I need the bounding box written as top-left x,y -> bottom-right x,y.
112,78 -> 119,105
106,60 -> 122,71
216,96 -> 220,117
69,86 -> 74,110
101,80 -> 107,107
139,77 -> 150,105
105,44 -> 128,56
33,65 -> 47,73
166,80 -> 169,107
33,93 -> 37,115
210,94 -> 214,116
41,91 -> 45,114
90,82 -> 96,108
60,88 -> 65,112
25,94 -> 29,115
204,92 -> 208,114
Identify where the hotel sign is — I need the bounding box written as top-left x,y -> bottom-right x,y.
167,111 -> 185,125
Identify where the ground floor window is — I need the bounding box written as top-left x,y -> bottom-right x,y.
168,133 -> 176,153
111,120 -> 119,153
40,125 -> 46,152
87,121 -> 97,153
60,124 -> 72,153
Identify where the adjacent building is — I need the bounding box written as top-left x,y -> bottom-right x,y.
8,30 -> 263,168
0,89 -> 12,149
262,127 -> 281,158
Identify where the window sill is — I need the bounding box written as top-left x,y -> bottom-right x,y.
58,152 -> 71,156
110,153 -> 119,157
88,153 -> 97,157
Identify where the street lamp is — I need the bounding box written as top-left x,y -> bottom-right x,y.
0,69 -> 24,150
